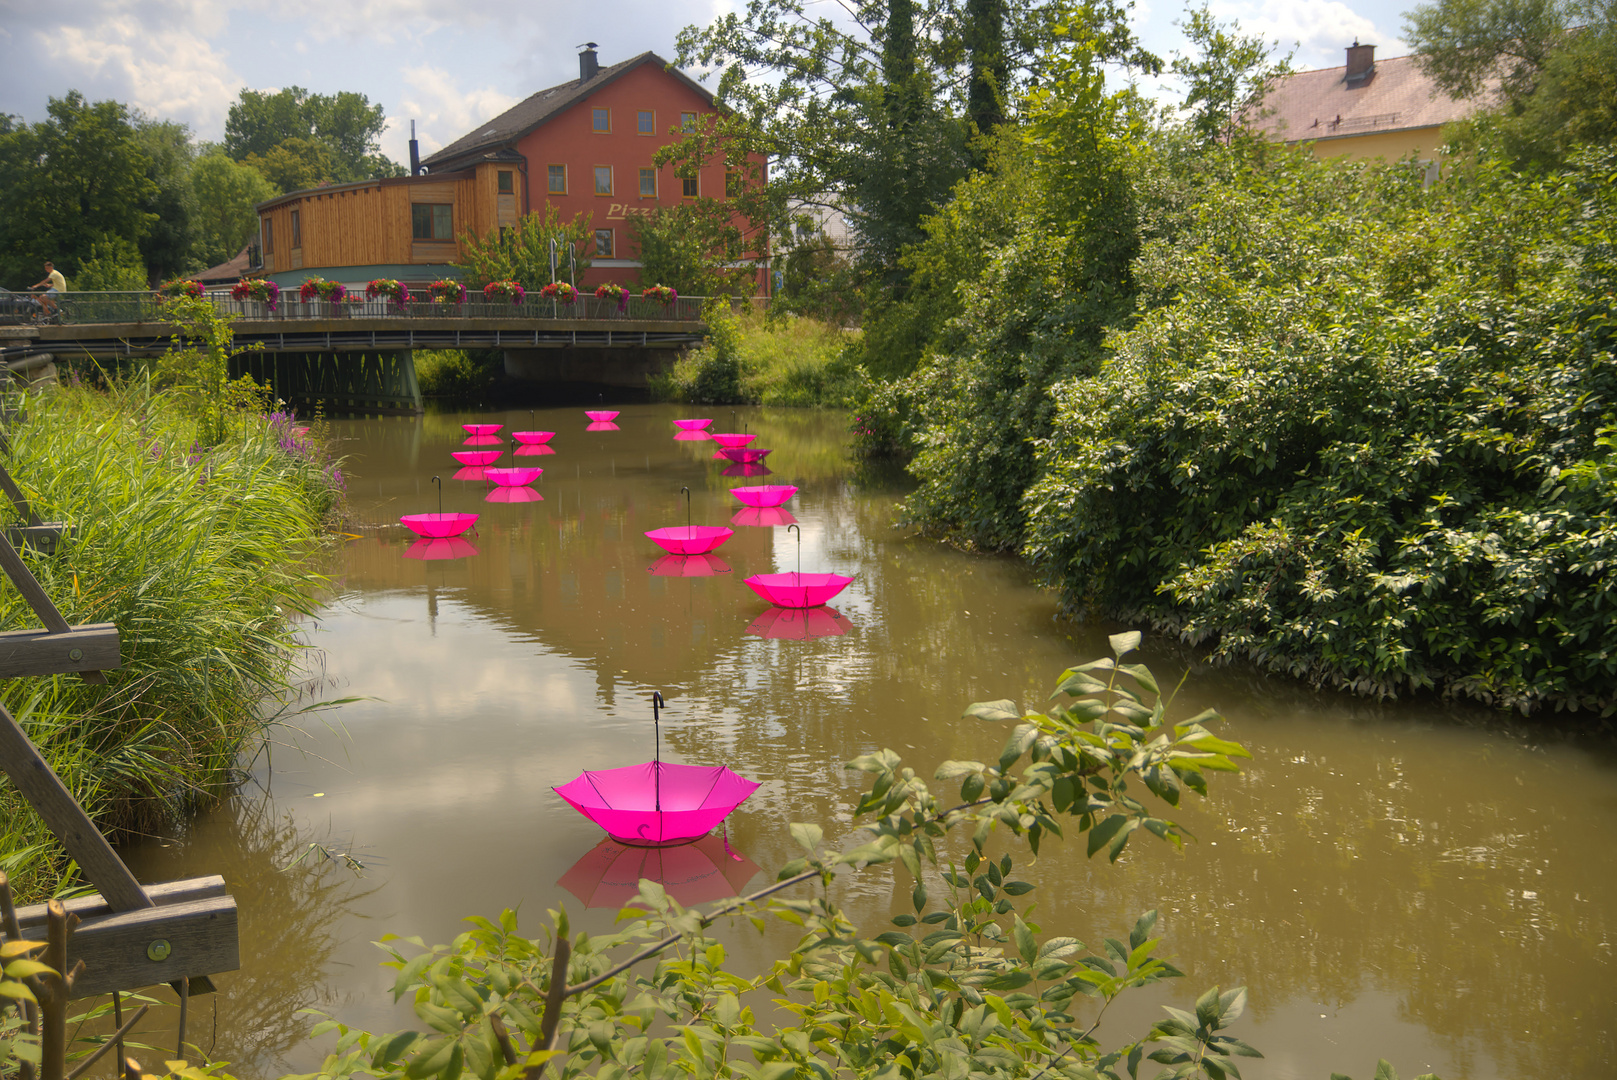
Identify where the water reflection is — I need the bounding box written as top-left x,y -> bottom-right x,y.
745,606 -> 848,640
586,421 -> 621,432
648,554 -> 732,577
732,507 -> 797,528
721,463 -> 772,478
403,537 -> 478,560
484,487 -> 544,504
558,834 -> 761,909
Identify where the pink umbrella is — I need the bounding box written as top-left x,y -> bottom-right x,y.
731,507 -> 798,528
401,476 -> 479,538
722,463 -> 772,478
452,449 -> 502,466
516,444 -> 557,457
554,693 -> 760,847
720,447 -> 772,464
586,410 -> 620,422
729,485 -> 797,508
453,465 -> 488,481
746,606 -> 848,640
514,431 -> 555,444
463,434 -> 503,446
674,418 -> 713,431
404,537 -> 479,561
711,432 -> 756,460
587,421 -> 621,432
485,487 -> 544,504
647,485 -> 733,555
463,423 -> 504,436
648,553 -> 732,577
485,466 -> 543,487
744,524 -> 854,608
558,834 -> 761,909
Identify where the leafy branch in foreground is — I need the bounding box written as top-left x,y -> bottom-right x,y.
282,633 -> 1288,1080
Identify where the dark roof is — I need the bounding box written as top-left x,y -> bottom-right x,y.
1253,52 -> 1498,143
195,246 -> 254,284
420,52 -> 713,171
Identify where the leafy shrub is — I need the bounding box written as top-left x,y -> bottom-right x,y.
415,349 -> 499,401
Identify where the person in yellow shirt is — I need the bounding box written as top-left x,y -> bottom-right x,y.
29,261 -> 66,319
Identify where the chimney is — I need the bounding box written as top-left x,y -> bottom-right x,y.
408,120 -> 421,176
1346,40 -> 1375,85
579,43 -> 600,82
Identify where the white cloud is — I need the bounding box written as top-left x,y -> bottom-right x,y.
395,65 -> 521,157
1208,0 -> 1405,68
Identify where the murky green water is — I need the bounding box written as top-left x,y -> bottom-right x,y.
123,404 -> 1616,1079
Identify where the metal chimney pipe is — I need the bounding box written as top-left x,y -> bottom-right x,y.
409,120 -> 421,175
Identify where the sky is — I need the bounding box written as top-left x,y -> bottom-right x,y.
0,0 -> 1416,164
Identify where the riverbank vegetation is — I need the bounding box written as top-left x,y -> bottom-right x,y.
0,377 -> 344,902
651,304 -> 861,408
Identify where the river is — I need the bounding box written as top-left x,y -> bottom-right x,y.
123,404 -> 1617,1080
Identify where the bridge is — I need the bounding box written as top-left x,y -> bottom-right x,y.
0,292 -> 714,414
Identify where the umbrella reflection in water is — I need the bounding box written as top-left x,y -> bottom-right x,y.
586,421 -> 621,432
648,553 -> 732,577
722,463 -> 771,478
731,507 -> 797,528
558,834 -> 761,909
404,537 -> 478,561
746,606 -> 848,640
485,487 -> 543,504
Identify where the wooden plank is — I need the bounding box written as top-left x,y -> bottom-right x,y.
13,876 -> 226,931
0,702 -> 152,913
0,463 -> 44,527
0,623 -> 119,678
17,896 -> 239,999
0,531 -> 70,632
3,524 -> 71,555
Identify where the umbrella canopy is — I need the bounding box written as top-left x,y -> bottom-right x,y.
647,554 -> 732,577
746,572 -> 854,609
746,606 -> 848,640
720,447 -> 772,464
729,485 -> 797,508
513,431 -> 555,444
673,418 -> 713,431
711,432 -> 756,449
452,449 -> 503,466
463,423 -> 503,436
586,410 -> 620,422
555,761 -> 760,847
722,463 -> 772,478
404,537 -> 479,560
400,512 -> 478,538
558,834 -> 761,909
731,507 -> 798,528
647,526 -> 733,555
485,467 -> 543,487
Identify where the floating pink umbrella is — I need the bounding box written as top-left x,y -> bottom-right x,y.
722,463 -> 772,478
486,487 -> 544,504
647,485 -> 733,555
746,606 -> 848,640
674,430 -> 713,442
404,537 -> 479,561
673,418 -> 712,431
711,432 -> 756,460
729,485 -> 797,508
586,410 -> 619,422
745,524 -> 854,608
587,421 -> 621,432
554,693 -> 760,847
453,465 -> 487,481
720,447 -> 772,465
452,449 -> 502,467
463,423 -> 504,436
485,466 -> 542,487
558,834 -> 761,909
400,477 -> 479,538
291,425 -> 311,437
514,431 -> 555,444
516,444 -> 557,457
647,553 -> 732,577
731,507 -> 798,528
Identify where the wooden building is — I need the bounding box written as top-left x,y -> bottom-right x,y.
254,47 -> 766,292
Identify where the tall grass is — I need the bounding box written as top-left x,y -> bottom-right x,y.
652,311 -> 862,407
0,379 -> 345,901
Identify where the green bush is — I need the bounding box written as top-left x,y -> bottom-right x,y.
416,349 -> 499,401
654,304 -> 860,407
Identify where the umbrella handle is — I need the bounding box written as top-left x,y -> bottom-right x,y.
787,523 -> 801,579
681,486 -> 691,534
431,475 -> 442,517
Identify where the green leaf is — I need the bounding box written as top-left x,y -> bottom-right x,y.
1374,1063 -> 1399,1080
1195,985 -> 1221,1029
964,699 -> 1020,723
1086,814 -> 1130,858
789,823 -> 823,852
935,760 -> 984,779
1109,631 -> 1142,657
1118,662 -> 1159,694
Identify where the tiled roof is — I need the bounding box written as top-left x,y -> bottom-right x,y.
1253,52 -> 1497,143
195,245 -> 254,284
421,52 -> 712,170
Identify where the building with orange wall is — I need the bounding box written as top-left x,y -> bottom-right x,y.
253,47 -> 767,293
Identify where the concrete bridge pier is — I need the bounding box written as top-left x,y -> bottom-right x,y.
502,345 -> 686,389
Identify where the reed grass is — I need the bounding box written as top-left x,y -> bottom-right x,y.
653,311 -> 862,408
0,380 -> 345,901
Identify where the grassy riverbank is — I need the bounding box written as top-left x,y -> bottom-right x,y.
651,306 -> 861,408
0,381 -> 345,901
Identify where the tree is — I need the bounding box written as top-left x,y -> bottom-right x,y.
242,137 -> 334,194
192,148 -> 279,270
632,202 -> 761,296
454,205 -> 594,289
1170,3 -> 1292,144
0,92 -> 156,286
224,86 -> 401,186
73,236 -> 149,290
133,115 -> 200,282
1403,0 -> 1571,101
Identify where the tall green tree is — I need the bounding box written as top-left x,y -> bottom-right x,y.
133,115 -> 199,282
1170,3 -> 1292,144
224,86 -> 402,186
192,148 -> 279,269
0,92 -> 156,286
454,205 -> 593,289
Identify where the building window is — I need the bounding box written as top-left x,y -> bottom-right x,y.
726,171 -> 743,198
594,165 -> 613,195
638,110 -> 654,134
412,203 -> 453,241
595,229 -> 614,259
639,168 -> 656,197
681,175 -> 698,198
497,170 -> 513,193
290,209 -> 301,247
264,219 -> 274,253
592,107 -> 609,133
681,111 -> 697,132
548,164 -> 566,194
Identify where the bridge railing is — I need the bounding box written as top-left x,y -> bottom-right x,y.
27,292 -> 715,326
